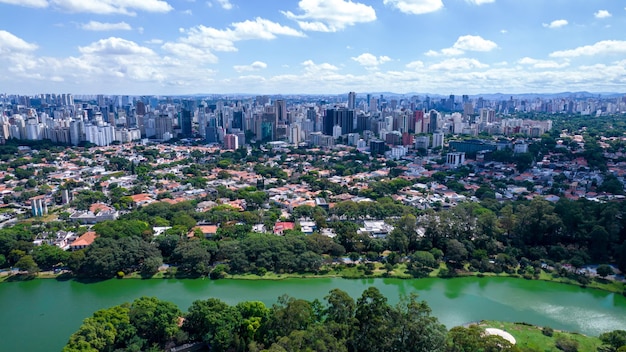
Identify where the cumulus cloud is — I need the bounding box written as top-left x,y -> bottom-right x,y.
518,57 -> 569,69
426,35 -> 497,56
351,53 -> 391,69
161,42 -> 218,63
429,58 -> 489,70
216,0 -> 232,10
80,21 -> 132,31
282,0 -> 376,32
176,17 -> 304,53
162,17 -> 303,64
79,37 -> 155,56
302,59 -> 338,73
550,40 -> 626,58
542,19 -> 568,29
594,10 -> 611,19
0,30 -> 38,54
383,0 -> 443,15
0,0 -> 48,8
50,0 -> 173,16
405,60 -> 424,69
233,61 -> 267,72
454,35 -> 498,51
465,0 -> 494,4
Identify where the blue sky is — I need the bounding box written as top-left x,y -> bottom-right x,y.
0,0 -> 625,95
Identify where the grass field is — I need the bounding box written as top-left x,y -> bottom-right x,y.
481,321 -> 603,352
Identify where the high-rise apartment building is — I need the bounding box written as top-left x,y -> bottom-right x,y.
348,92 -> 356,110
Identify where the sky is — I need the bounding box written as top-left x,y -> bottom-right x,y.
0,0 -> 625,95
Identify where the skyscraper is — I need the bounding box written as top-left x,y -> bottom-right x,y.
429,110 -> 438,133
180,109 -> 192,137
348,91 -> 356,110
324,108 -> 354,136
275,99 -> 286,123
155,113 -> 172,140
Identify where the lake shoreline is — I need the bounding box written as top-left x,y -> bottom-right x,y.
3,265 -> 625,296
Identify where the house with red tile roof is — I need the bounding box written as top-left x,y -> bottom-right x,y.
273,222 -> 295,235
70,231 -> 97,251
188,225 -> 218,238
130,193 -> 155,206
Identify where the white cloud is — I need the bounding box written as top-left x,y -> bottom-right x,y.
302,59 -> 338,73
426,35 -> 497,56
0,30 -> 38,54
79,37 -> 155,56
80,21 -> 132,31
145,39 -> 164,45
465,0 -> 494,5
49,0 -> 173,16
351,53 -> 391,69
550,40 -> 626,58
233,61 -> 267,72
0,0 -> 47,7
594,10 -> 611,19
518,57 -> 569,69
542,19 -> 568,29
161,42 -> 218,63
453,35 -> 497,51
383,0 -> 443,15
181,9 -> 192,15
216,0 -> 232,10
429,58 -> 488,70
282,0 -> 376,32
405,60 -> 424,69
176,17 -> 304,53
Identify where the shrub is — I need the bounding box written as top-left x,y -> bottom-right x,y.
555,337 -> 579,352
209,264 -> 228,280
542,326 -> 554,337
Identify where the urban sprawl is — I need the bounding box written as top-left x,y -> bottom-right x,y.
1,91 -> 625,278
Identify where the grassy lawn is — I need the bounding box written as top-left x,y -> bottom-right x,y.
481,321 -> 602,352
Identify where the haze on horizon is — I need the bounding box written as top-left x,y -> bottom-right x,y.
0,0 -> 625,95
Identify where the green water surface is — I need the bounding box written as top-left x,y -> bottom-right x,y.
1,277 -> 625,351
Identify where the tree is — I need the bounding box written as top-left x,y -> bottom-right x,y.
596,264 -> 614,278
445,239 -> 468,268
354,287 -> 393,352
63,305 -> 133,352
32,244 -> 69,270
183,298 -> 243,352
599,330 -> 626,352
14,255 -> 39,275
389,293 -> 447,352
129,297 -> 181,346
267,325 -> 347,352
324,289 -> 356,341
172,240 -> 213,277
409,251 -> 437,278
265,295 -> 315,343
236,301 -> 270,345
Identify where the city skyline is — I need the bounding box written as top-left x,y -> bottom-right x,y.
1,0 -> 626,95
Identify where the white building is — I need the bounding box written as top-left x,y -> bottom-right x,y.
446,152 -> 466,168
432,132 -> 444,149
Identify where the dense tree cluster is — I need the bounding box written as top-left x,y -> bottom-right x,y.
64,287 -> 521,352
3,194 -> 626,283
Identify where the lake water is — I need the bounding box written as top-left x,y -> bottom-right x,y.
1,277 -> 625,351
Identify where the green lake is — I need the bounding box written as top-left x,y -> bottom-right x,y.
1,277 -> 625,351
